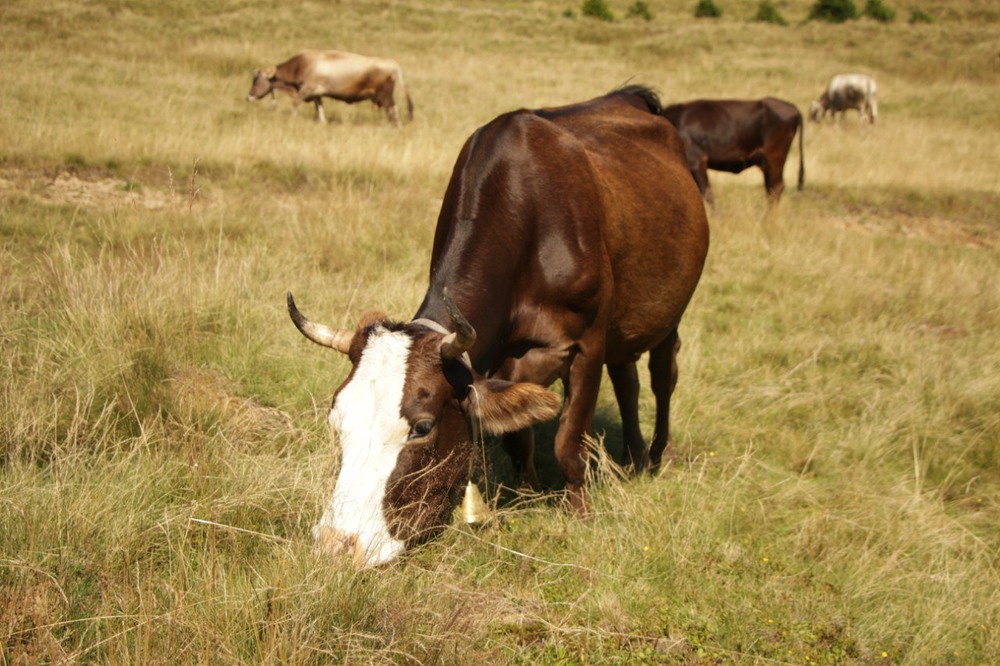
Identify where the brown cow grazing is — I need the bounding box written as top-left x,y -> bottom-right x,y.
287,85 -> 709,567
246,50 -> 414,126
660,97 -> 805,206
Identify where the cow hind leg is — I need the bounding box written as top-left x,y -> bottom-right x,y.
376,82 -> 402,127
647,331 -> 681,471
761,158 -> 786,204
608,361 -> 648,473
386,103 -> 401,127
691,159 -> 714,207
314,99 -> 327,124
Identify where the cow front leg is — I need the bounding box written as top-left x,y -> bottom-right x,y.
501,428 -> 540,491
290,95 -> 304,120
648,330 -> 681,471
556,340 -> 605,513
608,361 -> 647,472
493,347 -> 566,493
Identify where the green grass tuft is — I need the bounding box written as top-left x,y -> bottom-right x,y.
582,0 -> 615,21
752,0 -> 789,25
809,0 -> 859,22
863,0 -> 896,22
695,0 -> 723,18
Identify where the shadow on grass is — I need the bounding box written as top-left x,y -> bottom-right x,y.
476,402 -> 631,509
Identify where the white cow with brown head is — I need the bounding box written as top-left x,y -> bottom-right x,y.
247,50 -> 414,125
809,73 -> 878,125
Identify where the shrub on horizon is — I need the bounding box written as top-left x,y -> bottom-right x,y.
627,1 -> 655,20
695,0 -> 723,18
808,0 -> 859,22
752,0 -> 788,25
909,8 -> 934,23
863,0 -> 896,22
582,0 -> 616,21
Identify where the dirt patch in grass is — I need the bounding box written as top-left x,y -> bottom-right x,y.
0,167 -> 204,211
829,212 -> 1000,250
810,186 -> 1000,250
45,172 -> 178,210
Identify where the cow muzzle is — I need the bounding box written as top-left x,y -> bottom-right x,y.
313,524 -> 365,565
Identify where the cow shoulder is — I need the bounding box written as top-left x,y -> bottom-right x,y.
276,53 -> 314,82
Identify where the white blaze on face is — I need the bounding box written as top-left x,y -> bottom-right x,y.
315,326 -> 413,566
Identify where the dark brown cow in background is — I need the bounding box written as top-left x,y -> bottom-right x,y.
287,85 -> 709,567
247,50 -> 414,125
661,97 -> 804,206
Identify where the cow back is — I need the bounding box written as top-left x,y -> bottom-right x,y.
276,50 -> 401,101
423,89 -> 708,372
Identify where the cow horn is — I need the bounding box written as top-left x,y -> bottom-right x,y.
287,292 -> 353,354
439,288 -> 476,361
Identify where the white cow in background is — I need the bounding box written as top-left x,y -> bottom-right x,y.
246,50 -> 414,126
809,74 -> 878,125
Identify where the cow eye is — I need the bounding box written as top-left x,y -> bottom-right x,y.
408,419 -> 434,441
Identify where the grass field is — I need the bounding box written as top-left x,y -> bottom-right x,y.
2,0 -> 999,663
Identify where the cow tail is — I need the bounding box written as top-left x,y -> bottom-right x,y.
797,116 -> 805,191
397,68 -> 414,122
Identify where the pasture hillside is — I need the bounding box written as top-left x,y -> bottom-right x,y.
2,0 -> 999,663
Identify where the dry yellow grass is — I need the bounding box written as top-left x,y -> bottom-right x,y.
2,0 -> 999,663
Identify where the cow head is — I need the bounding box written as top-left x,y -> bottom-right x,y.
808,100 -> 824,123
246,68 -> 277,102
288,291 -> 561,567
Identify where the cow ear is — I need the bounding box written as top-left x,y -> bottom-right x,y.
465,378 -> 561,435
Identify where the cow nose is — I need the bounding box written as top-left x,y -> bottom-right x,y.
313,524 -> 364,564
